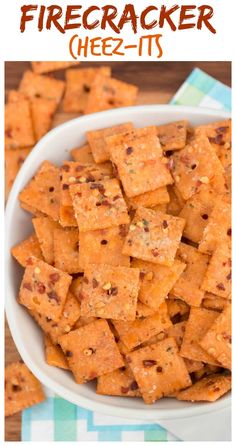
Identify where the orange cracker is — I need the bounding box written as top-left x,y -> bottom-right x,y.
53,227 -> 81,274
70,144 -> 95,163
19,161 -> 61,221
199,304 -> 231,370
198,198 -> 231,255
74,315 -> 97,329
122,207 -> 185,266
166,298 -> 190,323
156,120 -> 188,151
195,119 -> 231,155
87,122 -> 134,163
30,292 -> 80,345
20,201 -> 46,217
11,233 -> 43,267
132,258 -> 185,310
202,293 -> 229,312
152,203 -> 167,213
5,100 -> 35,149
135,302 -> 156,319
170,135 -> 225,200
79,225 -> 130,269
19,70 -> 65,104
7,89 -> 27,102
5,362 -> 45,417
127,337 -> 191,404
44,335 -> 69,369
113,302 -> 172,351
85,74 -> 138,114
97,366 -> 140,398
59,204 -> 77,227
32,61 -> 80,74
109,132 -> 173,198
32,216 -> 60,265
180,307 -> 220,365
80,264 -> 140,321
31,98 -> 57,141
19,257 -> 72,322
59,319 -> 124,383
201,244 -> 231,299
5,147 -> 31,199
171,243 -> 209,307
127,186 -> 170,211
176,373 -> 231,402
70,178 -> 130,232
63,66 -> 111,112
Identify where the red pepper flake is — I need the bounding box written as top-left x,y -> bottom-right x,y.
119,225 -> 128,237
90,183 -> 105,195
113,195 -> 120,201
227,228 -> 231,236
101,199 -> 111,206
75,165 -> 84,172
151,249 -> 159,257
222,332 -> 231,343
47,290 -> 60,303
213,386 -> 220,392
226,271 -> 231,281
61,165 -> 70,172
66,350 -> 73,357
26,257 -> 33,265
49,273 -> 60,284
83,84 -> 90,93
37,282 -> 46,294
126,147 -> 133,155
83,276 -> 89,284
62,183 -> 69,190
140,271 -> 146,280
112,163 -> 119,177
121,386 -> 129,394
108,286 -> 118,296
127,239 -> 133,246
78,292 -> 85,301
201,214 -> 208,220
156,366 -> 163,373
92,278 -> 99,289
143,360 -> 157,367
23,282 -> 32,291
100,239 -> 108,245
130,380 -> 138,391
208,134 -> 223,145
216,126 -> 228,134
216,283 -> 225,291
162,220 -> 168,229
144,226 -> 149,233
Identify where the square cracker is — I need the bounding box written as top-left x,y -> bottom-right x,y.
171,243 -> 209,307
59,319 -> 124,383
11,233 -> 43,267
127,186 -> 170,211
199,304 -> 231,370
53,227 -> 81,274
156,120 -> 188,151
31,61 -> 80,74
19,257 -> 72,322
5,362 -> 45,416
132,258 -> 185,310
30,291 -> 81,345
202,293 -> 229,312
85,74 -> 138,114
201,244 -> 231,299
170,135 -> 225,200
5,100 -> 35,149
195,119 -> 231,155
32,216 -> 61,265
122,207 -> 185,266
63,66 -> 111,112
79,225 -> 130,269
198,198 -> 231,255
87,122 -> 134,163
70,144 -> 95,163
109,131 -> 173,198
70,178 -> 130,232
30,98 -> 57,141
19,70 -> 65,104
80,264 -> 140,321
180,307 -> 220,365
113,302 -> 172,351
5,147 -> 31,199
44,335 -> 69,369
97,366 -> 140,397
19,161 -> 61,221
177,373 -> 231,402
59,204 -> 77,227
127,337 -> 191,404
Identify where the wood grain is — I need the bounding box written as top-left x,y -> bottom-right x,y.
4,61 -> 231,441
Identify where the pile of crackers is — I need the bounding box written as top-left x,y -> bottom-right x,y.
8,117 -> 231,412
5,62 -> 138,199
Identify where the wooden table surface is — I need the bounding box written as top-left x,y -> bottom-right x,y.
5,61 -> 231,441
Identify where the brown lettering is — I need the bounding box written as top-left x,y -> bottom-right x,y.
46,6 -> 64,33
159,5 -> 179,31
64,6 -> 82,30
83,6 -> 100,30
118,4 -> 138,33
101,5 -> 119,33
179,5 -> 196,29
140,6 -> 158,30
90,37 -> 102,55
197,5 -> 216,34
20,5 -> 38,32
38,5 -> 46,32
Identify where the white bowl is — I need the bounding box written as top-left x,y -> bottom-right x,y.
5,105 -> 231,421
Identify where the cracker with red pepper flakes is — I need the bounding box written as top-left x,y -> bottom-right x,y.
170,135 -> 225,201
11,233 -> 43,267
122,207 -> 185,267
113,302 -> 172,351
176,373 -> 231,402
32,216 -> 61,265
5,362 -> 45,417
198,198 -> 231,255
171,243 -> 209,307
201,244 -> 231,299
31,61 -> 80,74
79,225 -> 130,269
127,186 -> 170,211
108,131 -> 173,198
53,227 -> 81,274
63,66 -> 111,113
202,293 -> 229,312
19,257 -> 72,322
19,161 -> 61,222
180,307 -> 220,365
156,120 -> 188,151
85,74 -> 138,114
19,70 -> 65,104
5,147 -> 32,199
70,178 -> 130,232
30,291 -> 80,345
5,100 -> 36,150
195,119 -> 231,156
44,335 -> 69,370
59,319 -> 124,384
199,304 -> 231,370
97,366 -> 141,398
127,337 -> 191,404
70,144 -> 95,163
59,204 -> 77,227
132,258 -> 185,310
80,264 -> 140,321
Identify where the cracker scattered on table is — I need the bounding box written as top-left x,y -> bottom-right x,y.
5,362 -> 45,417
11,233 -> 43,267
32,61 -> 80,74
32,216 -> 60,265
97,366 -> 140,397
5,100 -> 35,149
44,335 -> 69,369
19,70 -> 65,104
201,244 -> 231,299
5,147 -> 31,199
53,227 -> 81,274
156,120 -> 188,151
176,373 -> 231,402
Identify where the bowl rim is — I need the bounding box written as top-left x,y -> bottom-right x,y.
5,104 -> 231,421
